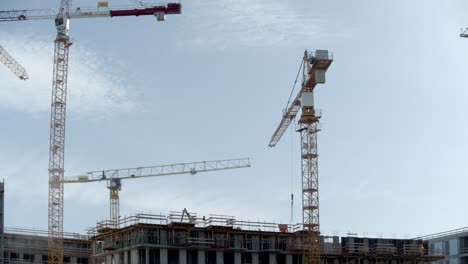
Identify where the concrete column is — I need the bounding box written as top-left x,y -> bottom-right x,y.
234,252 -> 241,264
34,254 -> 41,264
105,255 -> 112,264
70,257 -> 78,264
216,251 -> 224,264
160,230 -> 168,245
197,250 -> 206,264
160,248 -> 168,264
114,253 -> 121,264
146,248 -> 150,264
286,255 -> 293,264
252,253 -> 259,264
179,249 -> 187,264
124,250 -> 129,264
269,253 -> 277,264
131,248 -> 139,264
333,259 -> 340,264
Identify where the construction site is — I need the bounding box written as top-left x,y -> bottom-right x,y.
0,0 -> 467,264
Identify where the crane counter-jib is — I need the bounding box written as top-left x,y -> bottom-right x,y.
0,3 -> 182,22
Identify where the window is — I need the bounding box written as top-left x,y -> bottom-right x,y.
449,239 -> 459,256
10,252 -> 19,260
433,241 -> 444,256
77,258 -> 89,264
23,254 -> 34,262
3,251 -> 9,264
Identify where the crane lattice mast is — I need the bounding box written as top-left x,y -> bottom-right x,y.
0,45 -> 28,80
268,50 -> 333,264
0,2 -> 182,264
64,158 -> 251,228
47,1 -> 72,263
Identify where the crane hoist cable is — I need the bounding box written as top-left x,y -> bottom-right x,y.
290,119 -> 294,224
284,59 -> 304,115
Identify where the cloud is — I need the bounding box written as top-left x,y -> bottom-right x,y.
0,33 -> 135,116
182,0 -> 325,48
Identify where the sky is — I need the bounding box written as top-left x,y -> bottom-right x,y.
1,0 -> 468,239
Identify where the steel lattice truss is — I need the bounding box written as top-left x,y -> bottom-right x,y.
0,45 -> 28,80
299,121 -> 320,264
48,38 -> 71,264
300,122 -> 320,232
64,158 -> 251,183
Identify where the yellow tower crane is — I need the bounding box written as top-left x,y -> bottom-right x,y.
268,50 -> 333,264
64,158 -> 251,228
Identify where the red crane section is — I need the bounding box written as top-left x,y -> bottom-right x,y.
109,3 -> 181,17
0,3 -> 181,22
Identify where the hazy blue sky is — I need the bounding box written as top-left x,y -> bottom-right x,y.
1,0 -> 468,238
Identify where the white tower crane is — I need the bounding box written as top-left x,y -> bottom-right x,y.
64,158 -> 251,228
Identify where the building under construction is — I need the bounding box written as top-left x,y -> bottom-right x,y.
0,2 -> 456,263
84,212 -> 444,264
0,212 -> 445,264
0,182 -> 446,264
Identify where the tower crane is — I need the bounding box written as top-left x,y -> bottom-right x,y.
0,2 -> 181,264
0,45 -> 28,80
64,158 -> 251,228
268,50 -> 333,264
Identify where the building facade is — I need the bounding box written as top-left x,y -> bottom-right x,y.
419,228 -> 468,264
2,227 -> 91,263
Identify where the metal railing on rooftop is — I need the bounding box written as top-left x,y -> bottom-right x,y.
88,211 -> 299,236
413,226 -> 468,241
5,226 -> 88,240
